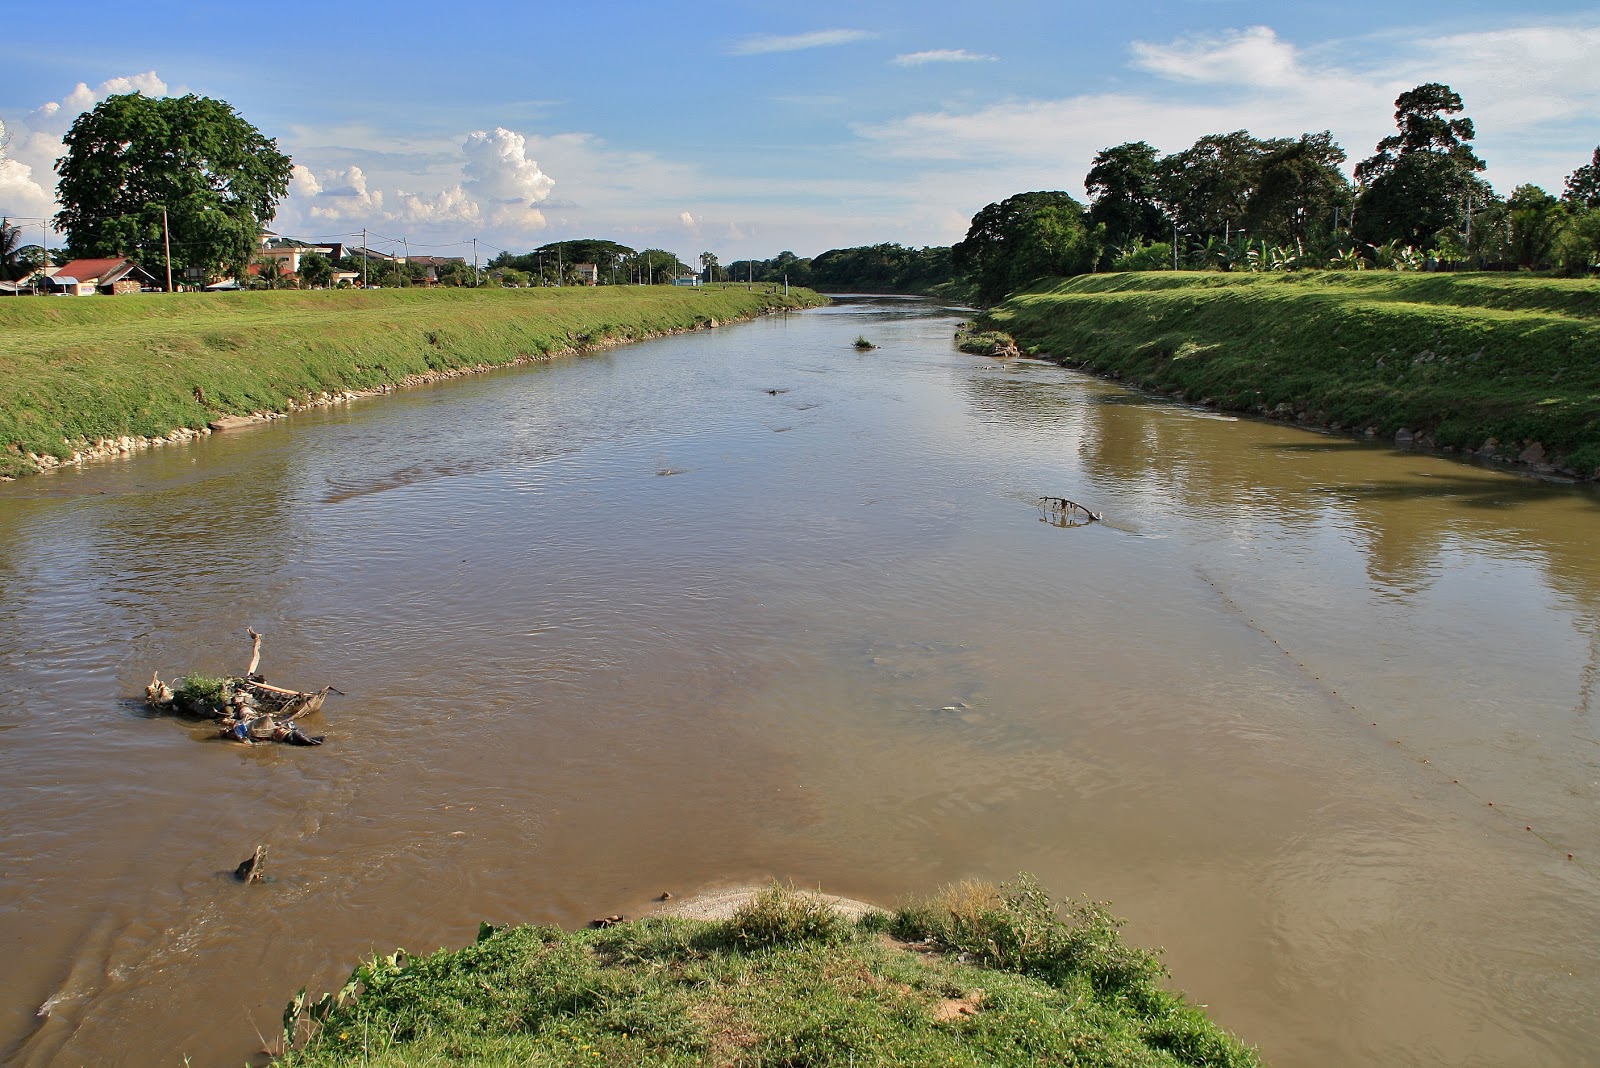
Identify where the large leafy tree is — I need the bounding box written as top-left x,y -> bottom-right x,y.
1157,131 -> 1278,240
953,191 -> 1097,304
1246,132 -> 1354,244
1563,147 -> 1600,209
54,93 -> 292,283
1085,141 -> 1168,249
1354,83 -> 1489,246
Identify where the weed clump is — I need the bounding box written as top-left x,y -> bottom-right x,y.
727,882 -> 849,948
894,874 -> 1166,1000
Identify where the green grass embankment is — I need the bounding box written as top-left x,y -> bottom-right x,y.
980,272 -> 1600,475
0,284 -> 825,478
273,878 -> 1258,1068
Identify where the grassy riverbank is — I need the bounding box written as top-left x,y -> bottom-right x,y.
0,284 -> 824,478
981,272 -> 1600,475
274,879 -> 1258,1068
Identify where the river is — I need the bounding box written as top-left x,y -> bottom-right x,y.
1,295 -> 1597,1066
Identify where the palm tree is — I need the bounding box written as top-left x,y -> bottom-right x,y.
254,255 -> 286,290
0,217 -> 23,282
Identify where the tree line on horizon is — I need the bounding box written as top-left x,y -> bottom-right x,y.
771,83 -> 1600,305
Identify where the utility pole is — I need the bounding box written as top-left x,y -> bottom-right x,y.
472,237 -> 479,287
362,228 -> 369,288
1172,222 -> 1179,271
162,207 -> 174,293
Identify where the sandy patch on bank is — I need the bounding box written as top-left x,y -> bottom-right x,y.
651,885 -> 887,922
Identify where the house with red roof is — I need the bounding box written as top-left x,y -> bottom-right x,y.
48,258 -> 158,296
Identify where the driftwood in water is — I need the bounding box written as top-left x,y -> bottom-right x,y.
145,629 -> 333,746
235,845 -> 267,883
1038,496 -> 1103,526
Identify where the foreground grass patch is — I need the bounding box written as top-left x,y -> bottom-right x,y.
274,877 -> 1258,1068
981,271 -> 1600,474
0,285 -> 824,478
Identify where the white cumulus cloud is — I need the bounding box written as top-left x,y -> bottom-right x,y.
461,127 -> 555,228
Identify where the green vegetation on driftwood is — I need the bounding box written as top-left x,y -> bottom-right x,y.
0,284 -> 825,478
274,877 -> 1257,1068
981,271 -> 1600,474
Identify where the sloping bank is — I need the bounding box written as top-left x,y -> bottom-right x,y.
979,272 -> 1600,478
0,284 -> 825,479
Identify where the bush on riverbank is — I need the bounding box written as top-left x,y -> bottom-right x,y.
0,284 -> 825,479
980,271 -> 1600,475
273,877 -> 1258,1068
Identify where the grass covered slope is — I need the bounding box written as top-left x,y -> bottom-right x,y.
982,272 -> 1600,474
0,285 -> 824,478
274,878 -> 1258,1068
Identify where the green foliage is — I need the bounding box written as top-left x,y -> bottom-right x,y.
174,673 -> 231,715
982,272 -> 1600,474
1355,83 -> 1490,246
0,217 -> 26,282
1158,131 -> 1272,239
1564,146 -> 1600,209
726,883 -> 849,948
954,326 -> 1018,355
1086,141 -> 1168,249
54,93 -> 293,281
274,877 -> 1259,1068
297,253 -> 333,289
1113,239 -> 1175,272
894,876 -> 1167,999
807,243 -> 953,292
1554,208 -> 1600,274
1247,132 -> 1353,244
955,191 -> 1097,304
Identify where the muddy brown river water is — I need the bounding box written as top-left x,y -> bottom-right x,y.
2,295 -> 1598,1066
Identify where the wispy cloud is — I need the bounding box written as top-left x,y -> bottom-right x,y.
729,29 -> 875,56
1131,25 -> 1301,88
893,49 -> 997,67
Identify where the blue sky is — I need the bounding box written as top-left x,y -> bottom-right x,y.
2,1 -> 1597,264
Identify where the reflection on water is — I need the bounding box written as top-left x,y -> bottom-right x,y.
2,296 -> 1599,1068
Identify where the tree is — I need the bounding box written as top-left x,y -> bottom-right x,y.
1471,185 -> 1568,269
54,93 -> 293,284
298,252 -> 333,288
1157,131 -> 1277,240
0,217 -> 23,282
1246,132 -> 1353,244
1354,83 -> 1489,246
699,250 -> 720,282
1563,147 -> 1600,209
953,191 -> 1097,304
1085,142 -> 1168,250
254,255 -> 288,289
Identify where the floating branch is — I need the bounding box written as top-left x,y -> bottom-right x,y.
235,845 -> 268,883
1038,496 -> 1102,526
145,629 -> 334,746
